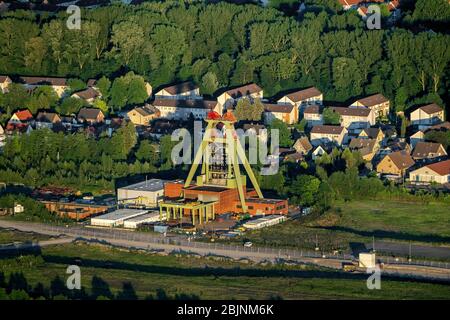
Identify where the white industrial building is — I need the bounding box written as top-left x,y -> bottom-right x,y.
243,215 -> 286,230
90,209 -> 148,227
117,179 -> 170,207
123,211 -> 163,229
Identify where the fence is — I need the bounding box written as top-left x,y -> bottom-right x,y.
36,223 -> 450,271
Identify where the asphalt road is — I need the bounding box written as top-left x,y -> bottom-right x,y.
368,241 -> 450,260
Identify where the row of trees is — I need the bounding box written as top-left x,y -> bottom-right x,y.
0,1 -> 448,113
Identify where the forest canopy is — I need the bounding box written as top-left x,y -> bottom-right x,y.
0,0 -> 448,114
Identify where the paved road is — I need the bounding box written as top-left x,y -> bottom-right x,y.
1,220 -> 450,281
368,241 -> 450,260
0,237 -> 74,251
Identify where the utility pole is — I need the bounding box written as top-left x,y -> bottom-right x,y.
372,236 -> 376,253
408,241 -> 412,262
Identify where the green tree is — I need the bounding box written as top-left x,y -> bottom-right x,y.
322,107 -> 341,125
290,175 -> 321,206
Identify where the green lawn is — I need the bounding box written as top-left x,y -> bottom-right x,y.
1,242 -> 449,300
230,200 -> 450,253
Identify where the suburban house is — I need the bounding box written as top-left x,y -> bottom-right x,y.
409,131 -> 425,149
350,93 -> 390,118
77,108 -> 105,124
35,112 -> 61,130
242,123 -> 268,143
72,87 -> 101,104
411,142 -> 447,162
0,75 -> 12,93
284,152 -> 305,163
263,103 -> 298,125
426,121 -> 450,132
0,124 -> 5,146
376,150 -> 415,177
410,103 -> 445,127
153,98 -> 221,121
303,105 -> 323,127
312,145 -> 327,160
127,104 -> 160,126
217,83 -> 263,109
293,137 -> 313,155
154,81 -> 200,100
349,138 -> 379,162
310,125 -> 348,147
61,116 -> 80,130
358,127 -> 385,144
19,76 -> 69,97
277,87 -> 323,113
339,0 -> 362,10
329,107 -> 375,133
409,159 -> 450,185
9,109 -> 33,124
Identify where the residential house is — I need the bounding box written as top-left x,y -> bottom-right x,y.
410,104 -> 445,127
217,83 -> 263,109
312,145 -> 327,161
293,137 -> 313,155
35,112 -> 61,130
339,0 -> 363,10
329,107 -> 375,134
154,81 -> 200,100
303,105 -> 323,127
77,108 -> 105,124
263,103 -> 298,125
19,76 -> 68,97
426,121 -> 450,132
284,152 -> 305,163
9,109 -> 33,124
0,124 -> 5,147
358,127 -> 385,145
411,142 -> 447,162
242,123 -> 268,143
409,159 -> 450,185
0,75 -> 12,93
409,131 -> 425,149
310,125 -> 348,147
5,123 -> 33,135
149,120 -> 183,139
71,87 -> 101,104
376,150 -> 415,177
61,116 -> 80,131
153,98 -> 221,121
349,138 -> 379,162
350,93 -> 390,118
127,104 -> 160,126
277,87 -> 323,114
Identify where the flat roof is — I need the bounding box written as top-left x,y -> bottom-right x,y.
123,211 -> 160,222
119,179 -> 171,192
245,198 -> 285,204
244,215 -> 286,225
186,185 -> 229,192
91,209 -> 148,221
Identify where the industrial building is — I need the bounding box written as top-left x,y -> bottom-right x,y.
243,215 -> 287,230
90,209 -> 149,227
123,211 -> 162,229
117,179 -> 170,208
158,110 -> 288,226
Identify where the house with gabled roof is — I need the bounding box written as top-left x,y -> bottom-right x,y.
217,83 -> 263,109
263,102 -> 298,125
410,103 -> 445,127
72,87 -> 101,104
0,75 -> 12,93
349,138 -> 379,162
409,159 -> 450,185
329,107 -> 376,134
9,109 -> 33,124
127,104 -> 160,126
35,112 -> 62,130
77,108 -> 105,124
358,127 -> 385,144
293,137 -> 313,155
310,125 -> 348,147
350,93 -> 390,118
153,98 -> 221,121
277,87 -> 323,113
376,150 -> 415,177
155,81 -> 200,100
411,142 -> 447,162
409,130 -> 425,149
303,105 -> 323,127
19,76 -> 69,97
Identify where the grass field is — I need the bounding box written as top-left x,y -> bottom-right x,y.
1,242 -> 449,300
232,200 -> 450,252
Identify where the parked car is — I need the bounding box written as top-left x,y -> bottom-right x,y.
243,241 -> 253,248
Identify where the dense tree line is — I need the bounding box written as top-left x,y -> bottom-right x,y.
0,1 -> 448,114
